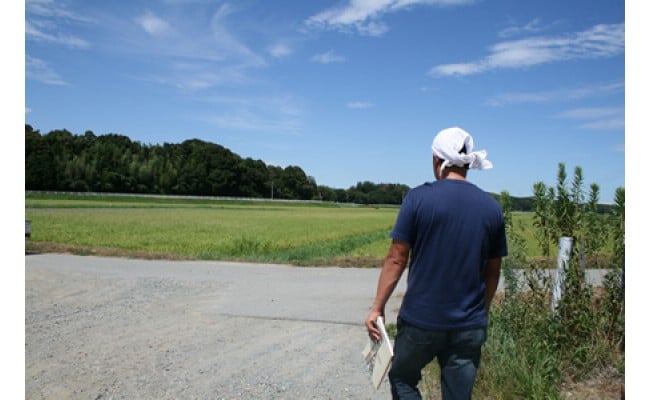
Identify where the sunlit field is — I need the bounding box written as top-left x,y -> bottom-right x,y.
25,193 -> 589,266
25,194 -> 397,266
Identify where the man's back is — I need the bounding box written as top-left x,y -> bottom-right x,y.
390,179 -> 507,330
365,126 -> 507,399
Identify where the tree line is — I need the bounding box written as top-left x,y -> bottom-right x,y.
27,125 -> 599,209
25,125 -> 412,204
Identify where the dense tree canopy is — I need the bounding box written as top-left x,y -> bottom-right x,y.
25,124 -> 541,208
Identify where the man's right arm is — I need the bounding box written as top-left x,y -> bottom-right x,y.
365,239 -> 410,342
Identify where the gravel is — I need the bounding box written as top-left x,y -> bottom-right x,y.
25,254 -> 612,400
25,254 -> 406,400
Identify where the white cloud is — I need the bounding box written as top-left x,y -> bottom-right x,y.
486,84 -> 624,131
207,3 -> 266,67
311,50 -> 346,64
135,11 -> 172,36
356,20 -> 389,36
25,55 -> 67,85
25,19 -> 90,49
147,61 -> 252,91
306,0 -> 474,37
198,94 -> 302,132
486,81 -> 624,107
268,43 -> 293,58
556,107 -> 625,130
129,3 -> 265,67
119,2 -> 266,92
432,62 -> 483,76
430,23 -> 624,77
579,118 -> 624,130
498,18 -> 550,38
26,0 -> 93,23
347,101 -> 375,109
556,107 -> 623,120
26,0 -> 92,49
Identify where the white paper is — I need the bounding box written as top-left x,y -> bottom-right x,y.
361,316 -> 394,389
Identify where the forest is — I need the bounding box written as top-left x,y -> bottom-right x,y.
26,124 -> 541,209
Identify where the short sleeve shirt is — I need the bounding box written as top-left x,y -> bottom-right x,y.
391,179 -> 507,330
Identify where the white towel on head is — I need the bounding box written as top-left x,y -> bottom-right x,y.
431,127 -> 493,175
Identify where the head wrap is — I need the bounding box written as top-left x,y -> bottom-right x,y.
431,127 -> 493,176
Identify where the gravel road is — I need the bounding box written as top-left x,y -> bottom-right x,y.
25,254 -> 407,400
25,254 -> 611,400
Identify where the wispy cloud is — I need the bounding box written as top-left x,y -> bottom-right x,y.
430,23 -> 624,77
267,43 -> 293,58
197,94 -> 302,133
26,55 -> 67,85
26,0 -> 93,23
26,0 -> 272,91
25,17 -> 91,49
487,82 -> 624,130
347,101 -> 375,109
556,107 -> 622,120
119,3 -> 268,91
486,81 -> 624,107
135,10 -> 172,36
498,18 -> 555,38
159,62 -> 251,91
311,50 -> 346,64
26,0 -> 93,49
206,3 -> 266,67
306,0 -> 475,37
122,3 -> 265,67
555,107 -> 624,130
580,119 -> 625,130
202,111 -> 301,132
25,0 -> 90,85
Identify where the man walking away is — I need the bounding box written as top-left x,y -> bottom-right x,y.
365,126 -> 508,400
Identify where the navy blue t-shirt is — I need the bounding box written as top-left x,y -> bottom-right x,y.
391,179 -> 507,330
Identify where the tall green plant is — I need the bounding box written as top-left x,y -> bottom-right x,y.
525,164 -> 624,383
604,186 -> 625,353
552,163 -> 584,240
499,191 -> 528,294
582,184 -> 609,260
553,163 -> 573,238
611,187 -> 625,268
532,182 -> 555,257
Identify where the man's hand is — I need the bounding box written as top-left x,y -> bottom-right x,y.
365,239 -> 410,342
365,310 -> 384,342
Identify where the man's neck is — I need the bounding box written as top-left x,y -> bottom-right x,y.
441,169 -> 467,181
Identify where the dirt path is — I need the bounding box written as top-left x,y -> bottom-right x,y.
25,254 -> 406,399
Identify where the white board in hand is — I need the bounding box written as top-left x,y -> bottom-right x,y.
361,316 -> 394,390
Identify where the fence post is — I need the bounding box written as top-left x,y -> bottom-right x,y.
551,237 -> 573,312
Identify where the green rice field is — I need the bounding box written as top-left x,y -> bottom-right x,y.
25,193 -> 548,266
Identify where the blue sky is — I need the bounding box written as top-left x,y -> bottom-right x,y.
23,0 -> 627,203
